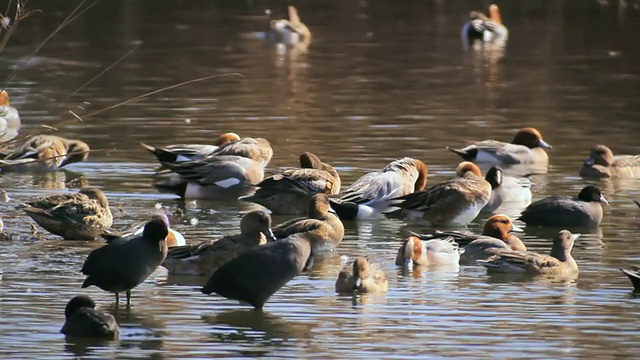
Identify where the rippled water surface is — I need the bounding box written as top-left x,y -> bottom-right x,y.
2,0 -> 640,358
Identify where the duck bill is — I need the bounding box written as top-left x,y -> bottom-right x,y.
599,195 -> 609,206
571,233 -> 581,242
353,278 -> 362,291
328,206 -> 337,215
159,239 -> 166,252
510,224 -> 524,233
538,139 -> 552,149
583,157 -> 595,166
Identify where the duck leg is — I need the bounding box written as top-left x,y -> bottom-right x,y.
114,292 -> 120,306
126,290 -> 132,306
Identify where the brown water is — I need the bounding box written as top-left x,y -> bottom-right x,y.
2,0 -> 640,358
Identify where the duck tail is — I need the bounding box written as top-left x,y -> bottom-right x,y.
81,276 -> 94,288
446,146 -> 477,161
621,268 -> 640,291
153,179 -> 187,198
329,199 -> 359,220
140,143 -> 178,164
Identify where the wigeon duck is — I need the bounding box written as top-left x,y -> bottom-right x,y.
447,127 -> 551,167
479,230 -> 580,276
240,152 -> 341,215
620,266 -> 640,291
0,90 -> 21,141
101,215 -> 186,247
23,187 -> 113,240
519,185 -> 608,227
81,215 -> 169,306
0,135 -> 90,172
330,157 -> 428,220
267,6 -> 311,45
461,4 -> 508,45
579,144 -> 640,178
421,214 -> 525,262
335,257 -> 388,294
60,295 -> 120,340
154,137 -> 273,200
482,166 -> 533,212
385,162 -> 491,226
271,193 -> 345,250
162,210 -> 275,276
202,232 -> 314,310
394,235 -> 463,268
141,132 -> 240,166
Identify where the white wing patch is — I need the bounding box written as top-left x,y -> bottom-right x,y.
214,177 -> 241,188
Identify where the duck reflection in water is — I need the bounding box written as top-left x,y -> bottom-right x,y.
202,309 -> 313,343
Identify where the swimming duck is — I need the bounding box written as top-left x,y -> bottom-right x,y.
154,137 -> 273,200
385,162 -> 491,226
519,185 -> 608,227
202,232 -> 314,310
60,295 -> 120,340
271,193 -> 345,250
482,166 -> 533,212
141,132 -> 240,166
330,157 -> 428,220
81,214 -> 169,306
620,266 -> 640,291
240,152 -> 341,215
335,257 -> 388,294
23,187 -> 113,240
447,127 -> 551,167
394,235 -> 463,268
0,90 -> 21,142
579,144 -> 640,178
462,4 -> 509,46
0,134 -> 90,172
419,214 -> 525,262
162,210 -> 275,276
479,229 -> 580,276
267,6 -> 311,45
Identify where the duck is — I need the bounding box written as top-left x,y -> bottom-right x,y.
330,157 -> 428,220
0,90 -> 21,142
23,187 -> 113,240
519,185 -> 608,227
201,232 -> 314,310
141,132 -> 240,166
419,214 -> 525,262
335,257 -> 388,294
267,6 -> 311,46
447,127 -> 551,167
101,214 -> 186,247
394,235 -> 463,268
385,162 -> 491,226
579,144 -> 640,178
60,295 -> 120,340
162,210 -> 275,276
271,193 -> 345,250
461,4 -> 508,45
0,134 -> 90,172
81,214 -> 169,306
240,152 -> 341,215
479,229 -> 580,276
482,166 -> 533,212
620,266 -> 640,291
154,137 -> 273,200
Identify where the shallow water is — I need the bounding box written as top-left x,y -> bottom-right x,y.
1,0 -> 640,358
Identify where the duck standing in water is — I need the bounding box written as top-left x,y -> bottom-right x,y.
0,90 -> 21,142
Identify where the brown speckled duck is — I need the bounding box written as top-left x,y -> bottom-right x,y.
162,210 -> 275,276
579,144 -> 640,178
23,187 -> 112,240
0,134 -> 90,172
479,229 -> 579,276
241,152 -> 341,215
385,162 -> 491,226
335,257 -> 388,294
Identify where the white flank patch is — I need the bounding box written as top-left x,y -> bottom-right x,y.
214,177 -> 241,189
450,203 -> 485,226
355,205 -> 382,220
